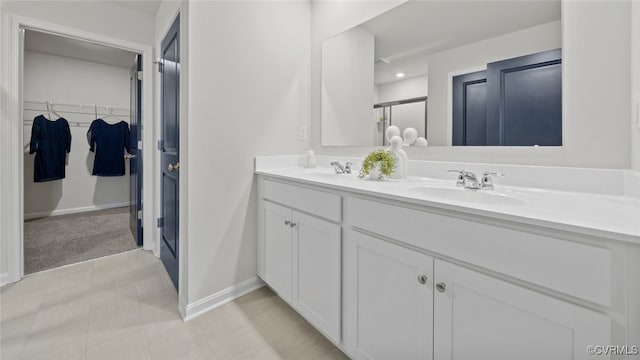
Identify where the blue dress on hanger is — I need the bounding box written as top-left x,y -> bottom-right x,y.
29,115 -> 71,182
87,119 -> 132,176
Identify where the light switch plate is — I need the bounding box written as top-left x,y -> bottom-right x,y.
299,124 -> 308,140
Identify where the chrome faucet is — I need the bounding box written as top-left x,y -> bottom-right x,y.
448,170 -> 504,189
448,170 -> 481,189
479,171 -> 504,190
331,161 -> 352,174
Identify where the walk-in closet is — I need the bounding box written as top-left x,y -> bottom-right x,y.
22,30 -> 143,274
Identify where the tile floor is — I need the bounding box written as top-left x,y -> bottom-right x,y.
0,250 -> 349,360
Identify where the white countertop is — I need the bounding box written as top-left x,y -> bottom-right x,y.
256,166 -> 640,244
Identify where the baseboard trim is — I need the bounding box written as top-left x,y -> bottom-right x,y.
181,277 -> 265,321
0,273 -> 9,287
24,202 -> 130,220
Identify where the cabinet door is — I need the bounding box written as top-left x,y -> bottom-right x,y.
433,260 -> 610,360
345,230 -> 433,360
293,212 -> 342,343
263,201 -> 293,303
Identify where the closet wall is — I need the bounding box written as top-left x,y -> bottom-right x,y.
23,50 -> 132,218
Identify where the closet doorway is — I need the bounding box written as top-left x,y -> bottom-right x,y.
22,29 -> 144,274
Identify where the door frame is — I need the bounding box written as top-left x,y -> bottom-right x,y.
1,14 -> 157,285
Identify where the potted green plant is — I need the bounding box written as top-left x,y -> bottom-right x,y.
359,150 -> 395,180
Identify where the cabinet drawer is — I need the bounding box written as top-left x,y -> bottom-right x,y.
349,197 -> 611,307
264,180 -> 341,222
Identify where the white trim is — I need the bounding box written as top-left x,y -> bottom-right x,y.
0,273 -> 9,287
2,14 -> 156,286
181,277 -> 265,322
24,202 -> 130,220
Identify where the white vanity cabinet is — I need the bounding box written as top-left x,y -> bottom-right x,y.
258,179 -> 342,344
257,172 -> 635,360
433,259 -> 610,360
345,230 -> 434,360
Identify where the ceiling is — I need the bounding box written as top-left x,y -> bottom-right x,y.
364,0 -> 561,85
105,0 -> 161,15
25,30 -> 138,68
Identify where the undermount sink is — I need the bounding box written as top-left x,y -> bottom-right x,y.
408,185 -> 526,206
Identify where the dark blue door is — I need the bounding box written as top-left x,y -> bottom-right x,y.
160,17 -> 180,289
452,70 -> 487,146
129,55 -> 143,246
486,48 -> 562,146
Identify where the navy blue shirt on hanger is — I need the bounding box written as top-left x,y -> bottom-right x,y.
29,115 -> 71,182
87,119 -> 132,176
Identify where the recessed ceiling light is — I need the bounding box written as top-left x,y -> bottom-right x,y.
396,72 -> 405,78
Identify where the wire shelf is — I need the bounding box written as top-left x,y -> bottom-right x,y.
23,100 -> 130,127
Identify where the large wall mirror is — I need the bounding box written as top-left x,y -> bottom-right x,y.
321,0 -> 562,147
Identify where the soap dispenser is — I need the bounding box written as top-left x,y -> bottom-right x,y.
303,149 -> 317,168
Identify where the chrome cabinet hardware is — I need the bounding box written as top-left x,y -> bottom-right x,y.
417,275 -> 428,285
168,162 -> 180,171
436,282 -> 447,293
284,220 -> 291,226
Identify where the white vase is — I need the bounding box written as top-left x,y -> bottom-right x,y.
369,165 -> 384,180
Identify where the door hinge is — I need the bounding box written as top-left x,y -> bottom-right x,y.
137,70 -> 143,80
157,217 -> 164,227
157,139 -> 164,151
137,210 -> 143,220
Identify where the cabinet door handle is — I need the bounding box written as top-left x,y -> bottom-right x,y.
290,222 -> 297,228
284,220 -> 291,226
417,275 -> 428,285
436,282 -> 447,293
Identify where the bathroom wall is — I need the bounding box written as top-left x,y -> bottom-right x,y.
1,1 -> 154,45
186,1 -> 310,303
426,21 -> 561,146
312,0 -> 632,169
632,1 -> 640,172
322,26 -> 374,146
1,1 -> 154,279
23,51 -> 131,218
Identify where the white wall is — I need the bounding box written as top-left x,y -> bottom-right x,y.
632,1 -> 640,172
23,51 -> 131,218
377,75 -> 428,141
322,26 -> 374,146
186,1 -> 310,303
1,1 -> 154,46
312,1 -> 632,170
427,21 -> 561,146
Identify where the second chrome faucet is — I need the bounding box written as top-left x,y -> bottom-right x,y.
448,170 -> 503,190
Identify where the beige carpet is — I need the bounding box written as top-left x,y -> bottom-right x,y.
24,207 -> 138,274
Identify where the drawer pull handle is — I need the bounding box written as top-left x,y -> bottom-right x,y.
417,275 -> 428,285
436,282 -> 447,293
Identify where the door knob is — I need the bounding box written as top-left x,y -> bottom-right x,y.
436,282 -> 447,293
168,162 -> 180,171
417,275 -> 428,285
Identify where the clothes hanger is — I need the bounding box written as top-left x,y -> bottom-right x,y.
46,101 -> 62,120
101,108 -> 122,123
